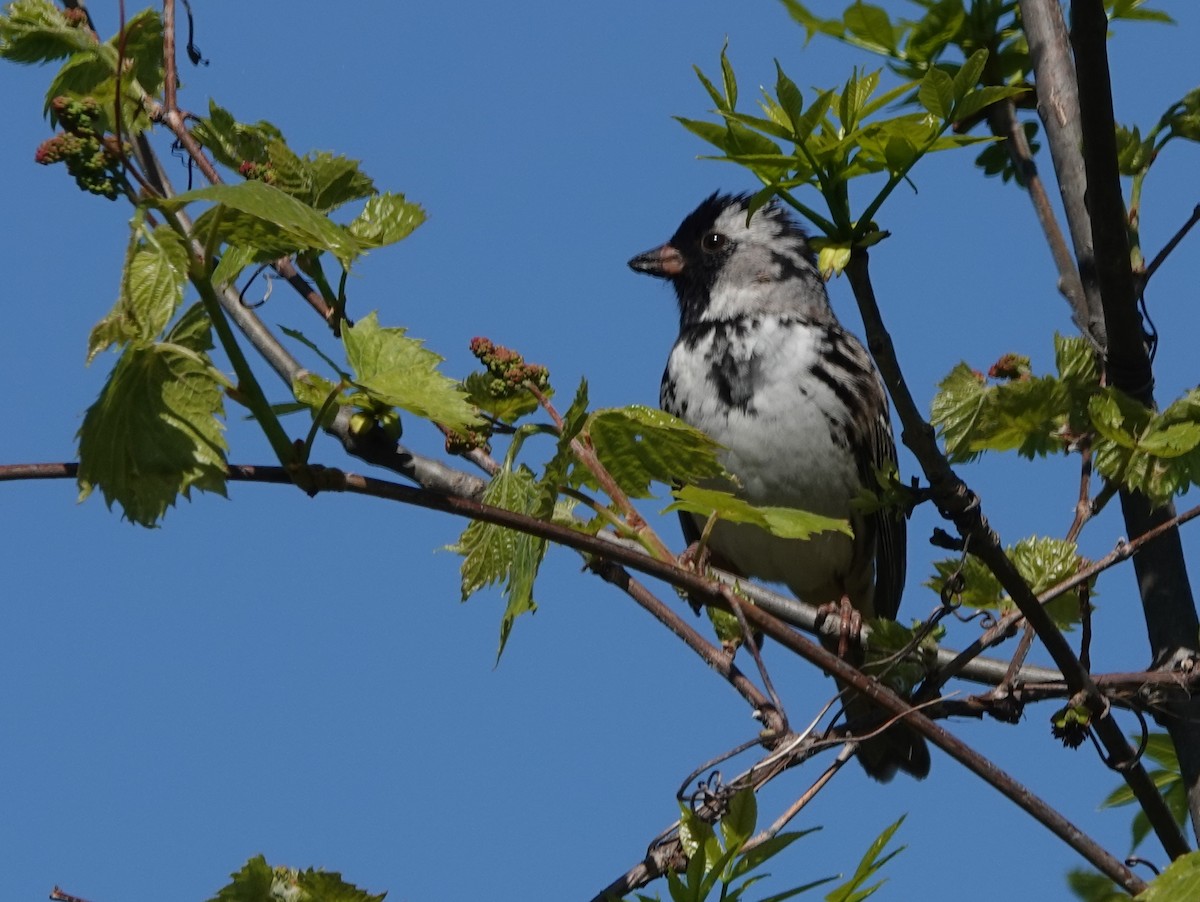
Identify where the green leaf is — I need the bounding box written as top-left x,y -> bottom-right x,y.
1009,536 -> 1090,628
954,84 -> 1027,122
779,0 -> 846,44
719,41 -> 738,109
115,8 -> 164,100
917,66 -> 954,119
667,485 -> 851,540
207,854 -> 385,902
927,537 -> 1091,626
1136,850 -> 1200,901
824,816 -> 905,902
0,0 -> 96,63
210,244 -> 259,293
842,3 -> 897,55
774,61 -> 805,134
1065,868 -> 1127,902
291,372 -> 344,427
731,830 -> 820,879
1115,124 -> 1155,175
77,314 -> 228,527
171,180 -> 362,266
585,406 -> 725,499
301,150 -> 377,213
925,553 -> 1004,611
190,101 -> 284,171
903,0 -> 966,65
1106,0 -> 1175,25
720,789 -> 757,856
930,363 -> 987,461
44,50 -> 110,118
453,466 -> 545,659
462,371 -> 540,424
342,312 -> 482,434
952,49 -> 988,100
89,224 -> 189,362
347,192 -> 426,249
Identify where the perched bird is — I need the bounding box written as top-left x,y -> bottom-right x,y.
628,192 -> 929,782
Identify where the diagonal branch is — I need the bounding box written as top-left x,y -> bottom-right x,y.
843,249 -> 1188,860
986,97 -> 1090,334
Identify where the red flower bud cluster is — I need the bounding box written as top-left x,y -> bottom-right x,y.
469,336 -> 550,392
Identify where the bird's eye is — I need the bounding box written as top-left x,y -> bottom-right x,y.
701,231 -> 727,253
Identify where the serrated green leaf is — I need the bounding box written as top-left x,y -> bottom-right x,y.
925,554 -> 1003,610
89,224 -> 189,359
170,180 -> 361,265
207,855 -> 385,902
115,8 -> 164,100
301,150 -> 377,213
930,363 -> 987,461
586,406 -> 724,499
453,466 -> 545,659
77,329 -> 228,528
917,66 -> 954,119
0,0 -> 96,63
462,371 -> 540,424
291,372 -> 344,426
44,50 -> 110,119
1010,536 -> 1089,628
190,101 -> 283,171
342,312 -> 482,433
667,485 -> 850,540
1136,850 -> 1200,900
928,537 -> 1090,626
347,192 -> 426,249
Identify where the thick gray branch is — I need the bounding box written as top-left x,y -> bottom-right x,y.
1018,0 -> 1107,347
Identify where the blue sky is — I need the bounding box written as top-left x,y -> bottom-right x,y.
3,2 -> 1199,900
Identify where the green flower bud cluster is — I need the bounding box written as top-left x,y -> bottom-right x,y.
35,97 -> 122,200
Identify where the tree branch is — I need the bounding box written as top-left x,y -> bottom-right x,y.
0,460 -> 1148,892
1070,0 -> 1200,844
843,249 -> 1188,859
986,97 -> 1090,333
1018,0 -> 1107,347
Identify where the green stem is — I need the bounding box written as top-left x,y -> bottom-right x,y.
194,273 -> 298,469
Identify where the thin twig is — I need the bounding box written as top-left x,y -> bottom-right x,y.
1143,203 -> 1200,286
987,97 -> 1090,333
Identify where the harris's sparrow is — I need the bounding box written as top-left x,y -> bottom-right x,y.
628,192 -> 929,782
